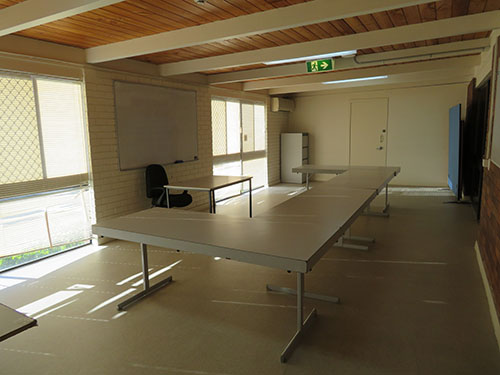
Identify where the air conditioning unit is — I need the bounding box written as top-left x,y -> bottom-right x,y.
271,97 -> 294,112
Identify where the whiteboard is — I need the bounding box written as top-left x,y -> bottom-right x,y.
491,70 -> 500,165
114,81 -> 198,170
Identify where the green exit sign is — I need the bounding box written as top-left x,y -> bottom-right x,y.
306,59 -> 334,73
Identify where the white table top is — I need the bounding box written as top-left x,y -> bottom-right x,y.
292,165 -> 400,192
0,303 -> 37,342
258,186 -> 376,224
322,166 -> 400,192
93,184 -> 375,273
164,175 -> 252,192
293,164 -> 400,175
94,166 -> 400,273
292,165 -> 349,174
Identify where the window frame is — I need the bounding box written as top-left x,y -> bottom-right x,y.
0,72 -> 91,200
211,96 -> 267,161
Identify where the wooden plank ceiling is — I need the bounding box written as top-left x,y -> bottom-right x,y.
0,0 -> 498,73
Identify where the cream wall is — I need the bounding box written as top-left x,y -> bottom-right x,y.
86,69 -> 282,222
288,83 -> 467,186
84,66 -> 214,221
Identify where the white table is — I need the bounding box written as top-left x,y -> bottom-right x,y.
0,303 -> 37,342
322,166 -> 401,191
293,165 -> 401,216
93,166 -> 399,362
292,164 -> 348,189
165,175 -> 252,217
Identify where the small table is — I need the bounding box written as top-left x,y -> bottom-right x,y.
0,303 -> 37,342
165,175 -> 253,217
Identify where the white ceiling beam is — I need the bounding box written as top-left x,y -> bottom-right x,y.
0,0 -> 125,37
269,69 -> 475,95
208,38 -> 490,84
244,55 -> 480,91
159,10 -> 500,76
354,38 -> 490,63
85,0 -> 434,63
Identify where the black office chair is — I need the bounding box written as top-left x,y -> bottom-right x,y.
145,164 -> 192,208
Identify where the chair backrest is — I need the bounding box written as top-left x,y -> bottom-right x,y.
145,164 -> 169,198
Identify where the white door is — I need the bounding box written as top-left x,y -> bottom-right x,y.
349,98 -> 388,166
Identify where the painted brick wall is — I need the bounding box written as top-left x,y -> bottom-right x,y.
84,67 -> 213,221
477,161 -> 500,321
267,110 -> 289,185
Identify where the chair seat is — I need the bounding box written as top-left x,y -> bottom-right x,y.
159,192 -> 192,208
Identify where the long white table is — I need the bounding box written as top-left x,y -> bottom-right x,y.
294,165 -> 401,216
165,175 -> 252,217
291,164 -> 347,189
292,165 -> 400,189
0,303 -> 37,342
93,166 -> 400,362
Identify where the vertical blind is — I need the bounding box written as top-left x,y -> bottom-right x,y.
0,74 -> 89,199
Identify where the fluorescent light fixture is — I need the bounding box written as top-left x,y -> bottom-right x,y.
322,75 -> 388,85
264,50 -> 357,65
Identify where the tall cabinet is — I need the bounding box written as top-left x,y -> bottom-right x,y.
281,133 -> 309,183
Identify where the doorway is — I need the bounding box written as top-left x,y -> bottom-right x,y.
464,79 -> 491,219
349,98 -> 389,166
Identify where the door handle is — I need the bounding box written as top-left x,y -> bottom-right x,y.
376,146 -> 384,150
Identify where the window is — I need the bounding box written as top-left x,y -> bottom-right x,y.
211,97 -> 267,200
0,76 -> 89,188
0,76 -> 43,184
37,79 -> 88,178
0,73 -> 92,271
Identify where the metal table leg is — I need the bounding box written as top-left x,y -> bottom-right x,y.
383,185 -> 390,213
280,273 -> 317,363
212,190 -> 216,214
117,243 -> 173,311
338,228 -> 375,251
335,235 -> 369,251
208,191 -> 213,213
165,188 -> 170,208
362,187 -> 390,217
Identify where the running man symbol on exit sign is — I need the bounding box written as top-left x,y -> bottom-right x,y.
306,59 -> 334,73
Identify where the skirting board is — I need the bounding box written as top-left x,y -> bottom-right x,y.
475,241 -> 500,352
